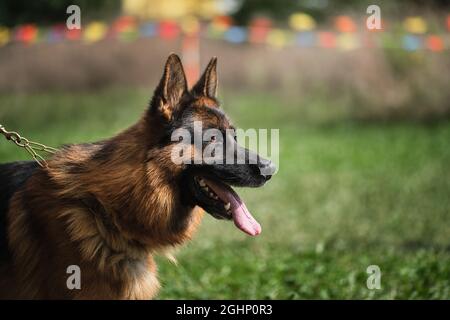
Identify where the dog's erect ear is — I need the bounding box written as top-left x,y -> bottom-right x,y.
151,53 -> 188,121
191,57 -> 218,98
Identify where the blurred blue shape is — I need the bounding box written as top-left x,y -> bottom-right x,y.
47,27 -> 65,43
295,31 -> 316,47
140,23 -> 156,38
402,35 -> 421,51
224,26 -> 247,43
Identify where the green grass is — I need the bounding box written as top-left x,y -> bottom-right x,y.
1,89 -> 449,299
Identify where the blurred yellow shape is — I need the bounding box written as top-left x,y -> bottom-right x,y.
0,27 -> 10,46
84,22 -> 108,42
337,33 -> 358,51
289,13 -> 316,31
403,17 -> 427,34
267,29 -> 289,49
180,15 -> 200,35
195,0 -> 219,19
122,0 -> 219,20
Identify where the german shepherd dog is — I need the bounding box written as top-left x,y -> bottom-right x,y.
0,54 -> 275,299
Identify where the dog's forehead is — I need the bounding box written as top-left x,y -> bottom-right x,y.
181,98 -> 232,129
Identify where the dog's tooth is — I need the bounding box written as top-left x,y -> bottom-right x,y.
199,179 -> 206,187
214,195 -> 218,200
209,192 -> 215,198
224,202 -> 231,210
202,186 -> 209,191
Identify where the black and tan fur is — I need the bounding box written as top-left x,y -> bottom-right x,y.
0,54 -> 274,299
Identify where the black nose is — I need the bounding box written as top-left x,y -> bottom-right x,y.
257,157 -> 276,180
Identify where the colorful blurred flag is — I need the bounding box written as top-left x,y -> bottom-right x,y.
84,22 -> 108,42
122,0 -> 219,20
213,15 -> 233,30
140,23 -> 157,38
47,24 -> 66,43
402,34 -> 421,51
318,31 -> 336,48
266,29 -> 291,49
295,31 -> 316,47
248,17 -> 272,44
180,15 -> 200,36
65,28 -> 82,41
426,35 -> 444,52
289,13 -> 316,31
403,17 -> 427,34
158,20 -> 180,40
224,26 -> 246,43
113,16 -> 138,33
15,24 -> 39,44
113,16 -> 139,41
0,8 -> 446,53
0,27 -> 10,46
337,33 -> 359,50
208,15 -> 233,38
335,16 -> 356,33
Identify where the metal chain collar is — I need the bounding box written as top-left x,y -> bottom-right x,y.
0,124 -> 58,168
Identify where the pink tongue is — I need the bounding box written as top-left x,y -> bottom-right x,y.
204,178 -> 261,236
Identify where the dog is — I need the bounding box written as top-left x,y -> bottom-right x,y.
0,54 -> 275,299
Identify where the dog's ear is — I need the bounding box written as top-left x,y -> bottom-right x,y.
191,57 -> 218,99
151,53 -> 188,121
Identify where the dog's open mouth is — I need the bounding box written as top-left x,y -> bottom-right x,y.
193,176 -> 262,236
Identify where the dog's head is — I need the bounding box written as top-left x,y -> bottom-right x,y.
146,54 -> 276,236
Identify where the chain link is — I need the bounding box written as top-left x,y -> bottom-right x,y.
0,124 -> 58,168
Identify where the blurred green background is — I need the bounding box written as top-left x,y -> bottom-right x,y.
0,0 -> 449,299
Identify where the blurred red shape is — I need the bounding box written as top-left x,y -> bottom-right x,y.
15,24 -> 38,44
318,31 -> 336,48
113,15 -> 137,33
426,35 -> 444,52
213,15 -> 233,30
65,28 -> 81,40
447,15 -> 450,31
249,17 -> 272,44
335,16 -> 357,33
158,20 -> 180,40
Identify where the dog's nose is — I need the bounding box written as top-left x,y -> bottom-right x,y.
257,157 -> 276,180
